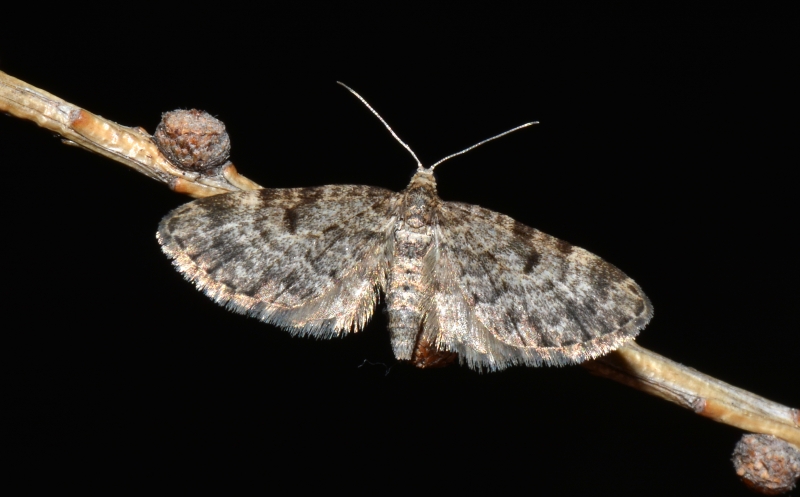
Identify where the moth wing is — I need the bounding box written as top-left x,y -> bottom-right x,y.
429,201 -> 652,371
157,185 -> 397,337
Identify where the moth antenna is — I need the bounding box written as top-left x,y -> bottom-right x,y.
337,82 -> 424,170
429,121 -> 538,171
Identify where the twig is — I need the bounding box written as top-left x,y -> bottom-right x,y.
2,69 -> 798,491
584,342 -> 800,446
0,70 -> 261,198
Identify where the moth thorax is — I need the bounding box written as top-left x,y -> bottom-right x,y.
402,185 -> 437,230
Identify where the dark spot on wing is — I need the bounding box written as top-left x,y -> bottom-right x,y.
522,249 -> 541,274
627,283 -> 640,295
634,299 -> 645,316
283,208 -> 299,234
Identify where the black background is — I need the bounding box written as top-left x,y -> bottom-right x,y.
2,5 -> 797,495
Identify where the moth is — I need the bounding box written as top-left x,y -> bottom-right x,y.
157,86 -> 653,371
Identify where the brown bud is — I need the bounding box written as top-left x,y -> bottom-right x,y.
732,434 -> 800,495
154,109 -> 231,174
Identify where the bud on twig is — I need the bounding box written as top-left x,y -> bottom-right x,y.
154,109 -> 231,175
732,434 -> 800,495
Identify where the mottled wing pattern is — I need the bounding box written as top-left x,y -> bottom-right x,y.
157,185 -> 397,337
430,201 -> 653,371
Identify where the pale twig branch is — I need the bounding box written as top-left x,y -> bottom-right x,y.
2,69 -> 798,491
584,342 -> 800,446
0,70 -> 261,198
